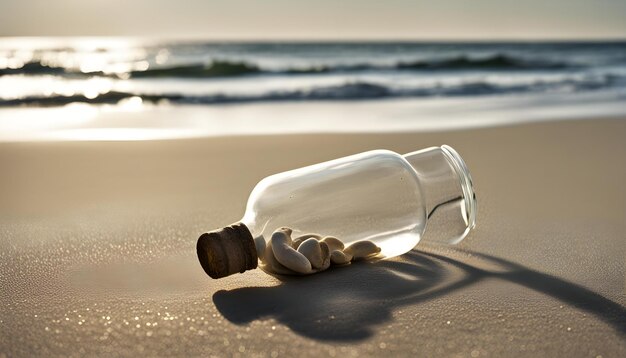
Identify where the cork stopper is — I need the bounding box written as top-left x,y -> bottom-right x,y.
196,222 -> 258,279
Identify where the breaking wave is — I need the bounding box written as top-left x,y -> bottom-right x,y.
2,75 -> 619,107
0,54 -> 574,79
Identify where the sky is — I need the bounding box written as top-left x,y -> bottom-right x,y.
1,0 -> 625,40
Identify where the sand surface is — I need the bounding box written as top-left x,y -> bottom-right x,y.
1,118 -> 625,357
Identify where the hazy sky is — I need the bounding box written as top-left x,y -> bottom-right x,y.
1,0 -> 625,40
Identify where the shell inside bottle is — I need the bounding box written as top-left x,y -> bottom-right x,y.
257,227 -> 381,275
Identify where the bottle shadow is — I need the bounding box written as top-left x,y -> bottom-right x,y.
212,250 -> 626,341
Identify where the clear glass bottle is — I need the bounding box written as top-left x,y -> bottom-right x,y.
197,145 -> 476,279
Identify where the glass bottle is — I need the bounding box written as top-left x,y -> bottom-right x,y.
197,145 -> 476,279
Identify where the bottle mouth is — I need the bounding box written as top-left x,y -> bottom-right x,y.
197,223 -> 258,279
440,145 -> 477,240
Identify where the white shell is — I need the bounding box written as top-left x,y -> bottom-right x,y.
262,239 -> 295,275
292,233 -> 322,249
271,229 -> 312,274
297,238 -> 324,269
330,250 -> 351,265
321,236 -> 344,252
344,240 -> 381,261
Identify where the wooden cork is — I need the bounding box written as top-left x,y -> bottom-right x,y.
196,222 -> 258,279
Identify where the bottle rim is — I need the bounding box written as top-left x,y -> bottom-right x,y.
440,145 -> 477,242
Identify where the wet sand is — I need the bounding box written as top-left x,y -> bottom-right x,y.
1,117 -> 625,356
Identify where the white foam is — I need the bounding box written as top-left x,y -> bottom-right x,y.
0,91 -> 625,142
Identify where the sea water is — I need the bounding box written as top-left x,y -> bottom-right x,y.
1,39 -> 625,140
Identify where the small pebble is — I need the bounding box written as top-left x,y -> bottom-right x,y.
321,236 -> 344,251
330,250 -> 351,265
292,233 -> 322,249
297,238 -> 324,269
271,228 -> 312,274
262,239 -> 294,275
344,240 -> 381,261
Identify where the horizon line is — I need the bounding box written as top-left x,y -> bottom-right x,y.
1,35 -> 626,43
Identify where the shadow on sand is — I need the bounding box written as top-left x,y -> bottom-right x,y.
213,250 -> 626,341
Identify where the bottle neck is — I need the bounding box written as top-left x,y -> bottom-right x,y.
403,145 -> 476,245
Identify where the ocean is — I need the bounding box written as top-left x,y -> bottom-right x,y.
0,39 -> 625,140
2,40 -> 626,105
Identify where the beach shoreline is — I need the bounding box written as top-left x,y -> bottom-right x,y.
1,116 -> 625,356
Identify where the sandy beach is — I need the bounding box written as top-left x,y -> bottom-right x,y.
1,116 -> 624,356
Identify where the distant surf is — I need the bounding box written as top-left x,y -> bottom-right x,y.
1,41 -> 625,107
0,54 -> 576,79
2,77 -> 620,107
